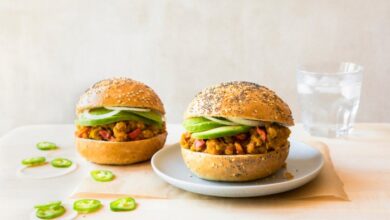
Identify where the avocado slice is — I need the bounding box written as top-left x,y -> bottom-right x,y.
131,111 -> 163,124
183,117 -> 209,125
88,108 -> 112,115
191,125 -> 251,139
76,111 -> 156,126
183,117 -> 222,133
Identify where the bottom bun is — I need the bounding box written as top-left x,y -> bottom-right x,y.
76,132 -> 167,165
181,142 -> 289,182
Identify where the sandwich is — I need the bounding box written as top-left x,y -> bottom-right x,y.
75,77 -> 167,165
180,81 -> 294,181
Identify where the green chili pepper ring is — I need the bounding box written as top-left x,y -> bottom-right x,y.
73,199 -> 102,214
36,204 -> 65,219
90,170 -> 115,182
110,197 -> 137,212
34,201 -> 62,209
51,158 -> 73,168
36,142 -> 58,151
22,156 -> 46,167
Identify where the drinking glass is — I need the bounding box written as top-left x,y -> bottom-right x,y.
296,62 -> 363,137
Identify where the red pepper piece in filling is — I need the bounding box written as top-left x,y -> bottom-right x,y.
76,128 -> 90,138
235,133 -> 247,140
194,139 -> 205,151
99,130 -> 111,140
256,127 -> 267,142
128,128 -> 142,140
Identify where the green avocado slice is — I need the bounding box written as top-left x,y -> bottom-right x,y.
89,108 -> 112,115
183,117 -> 222,133
191,125 -> 251,139
183,117 -> 209,124
131,111 -> 163,124
75,111 -> 155,126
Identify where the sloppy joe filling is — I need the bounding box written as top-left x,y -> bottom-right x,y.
76,121 -> 165,142
180,123 -> 290,155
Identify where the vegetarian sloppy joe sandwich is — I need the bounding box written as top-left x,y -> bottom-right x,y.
180,81 -> 294,182
75,78 -> 167,165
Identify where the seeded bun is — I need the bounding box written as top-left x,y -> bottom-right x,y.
76,77 -> 165,115
181,143 -> 289,182
185,81 -> 294,126
76,132 -> 167,165
75,77 -> 166,165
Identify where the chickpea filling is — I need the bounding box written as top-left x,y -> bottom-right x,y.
180,123 -> 290,155
76,121 -> 165,142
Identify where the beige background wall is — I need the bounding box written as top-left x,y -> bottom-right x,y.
0,0 -> 389,135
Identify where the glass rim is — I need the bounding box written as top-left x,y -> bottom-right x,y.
297,62 -> 363,75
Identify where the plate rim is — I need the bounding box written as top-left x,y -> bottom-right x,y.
151,139 -> 324,191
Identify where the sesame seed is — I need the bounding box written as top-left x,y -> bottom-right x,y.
186,81 -> 293,126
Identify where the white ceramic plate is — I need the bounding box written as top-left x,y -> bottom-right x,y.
151,140 -> 324,197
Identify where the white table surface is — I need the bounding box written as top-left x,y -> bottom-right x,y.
0,123 -> 389,219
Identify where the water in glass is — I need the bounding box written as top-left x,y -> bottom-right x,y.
297,63 -> 363,137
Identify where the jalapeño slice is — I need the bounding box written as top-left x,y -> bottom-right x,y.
36,142 -> 58,151
110,197 -> 137,212
73,199 -> 102,214
21,156 -> 46,167
90,170 -> 115,182
51,158 -> 73,168
34,201 -> 61,209
36,204 -> 65,219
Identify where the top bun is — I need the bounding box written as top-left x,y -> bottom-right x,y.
185,81 -> 294,126
76,77 -> 165,115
